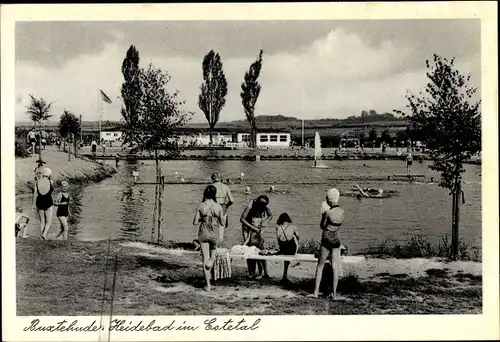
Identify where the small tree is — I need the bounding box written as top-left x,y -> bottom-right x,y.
368,128 -> 378,145
120,45 -> 142,147
240,50 -> 263,148
395,54 -> 481,260
58,110 -> 81,159
198,50 -> 228,146
134,63 -> 192,243
26,94 -> 53,161
380,129 -> 391,145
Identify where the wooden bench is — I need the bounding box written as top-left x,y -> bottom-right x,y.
231,253 -> 365,264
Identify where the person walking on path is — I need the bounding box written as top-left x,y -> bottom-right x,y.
211,172 -> 234,245
406,152 -> 413,174
33,167 -> 54,240
192,185 -> 226,291
27,128 -> 37,155
54,181 -> 71,240
91,139 -> 97,157
309,188 -> 344,300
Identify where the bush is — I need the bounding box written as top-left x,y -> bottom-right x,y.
364,234 -> 481,262
15,137 -> 30,158
297,239 -> 320,254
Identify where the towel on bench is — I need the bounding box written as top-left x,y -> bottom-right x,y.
211,248 -> 231,280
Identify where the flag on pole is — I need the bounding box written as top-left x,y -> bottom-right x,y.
100,90 -> 112,104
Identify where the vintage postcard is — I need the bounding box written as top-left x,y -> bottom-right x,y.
1,2 -> 498,341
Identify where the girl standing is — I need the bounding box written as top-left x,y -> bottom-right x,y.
54,181 -> 70,240
193,185 -> 226,291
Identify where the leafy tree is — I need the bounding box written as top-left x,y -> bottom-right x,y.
380,129 -> 391,144
58,110 -> 81,158
395,54 -> 481,260
369,109 -> 377,116
198,50 -> 228,146
26,94 -> 53,161
360,110 -> 369,118
240,50 -> 263,148
58,110 -> 80,140
120,45 -> 142,146
135,63 -> 192,243
368,128 -> 378,143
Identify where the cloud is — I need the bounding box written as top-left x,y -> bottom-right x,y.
15,27 -> 480,124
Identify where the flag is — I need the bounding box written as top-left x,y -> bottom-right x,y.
100,90 -> 112,104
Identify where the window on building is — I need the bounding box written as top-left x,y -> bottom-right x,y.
279,135 -> 288,142
106,132 -> 111,136
114,133 -> 119,137
270,135 -> 278,142
241,134 -> 250,142
260,135 -> 269,142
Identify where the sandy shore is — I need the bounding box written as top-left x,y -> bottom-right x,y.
16,239 -> 481,315
15,147 -> 116,196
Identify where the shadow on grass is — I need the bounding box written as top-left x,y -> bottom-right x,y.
135,255 -> 188,271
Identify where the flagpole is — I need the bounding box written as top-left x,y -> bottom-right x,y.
98,89 -> 101,143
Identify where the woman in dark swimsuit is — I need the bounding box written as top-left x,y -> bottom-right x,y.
276,213 -> 299,283
32,168 -> 54,240
54,181 -> 70,240
240,195 -> 273,279
310,188 -> 344,300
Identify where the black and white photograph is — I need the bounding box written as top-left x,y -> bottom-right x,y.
2,3 -> 498,341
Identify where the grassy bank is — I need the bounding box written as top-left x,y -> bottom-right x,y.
294,235 -> 481,262
15,148 -> 116,195
16,238 -> 481,315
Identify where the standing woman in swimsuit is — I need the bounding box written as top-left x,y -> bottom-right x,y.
32,167 -> 54,240
211,172 -> 234,245
54,181 -> 70,240
192,185 -> 225,291
310,188 -> 344,300
240,195 -> 273,279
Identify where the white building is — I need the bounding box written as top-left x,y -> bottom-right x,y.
236,132 -> 291,148
100,130 -> 123,142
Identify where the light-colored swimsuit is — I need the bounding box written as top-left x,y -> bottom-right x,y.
198,211 -> 219,249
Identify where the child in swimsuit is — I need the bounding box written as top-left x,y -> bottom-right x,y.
54,181 -> 70,240
276,213 -> 299,283
310,188 -> 344,300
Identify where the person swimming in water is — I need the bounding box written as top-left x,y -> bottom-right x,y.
355,184 -> 388,199
309,188 -> 343,300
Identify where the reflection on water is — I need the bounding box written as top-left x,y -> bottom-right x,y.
119,162 -> 147,239
17,159 -> 482,254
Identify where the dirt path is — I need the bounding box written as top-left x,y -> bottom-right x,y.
15,148 -> 116,196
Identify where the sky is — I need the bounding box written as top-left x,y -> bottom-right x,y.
15,20 -> 481,124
